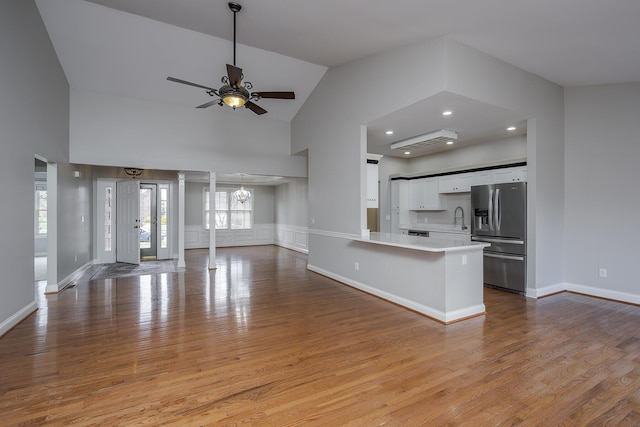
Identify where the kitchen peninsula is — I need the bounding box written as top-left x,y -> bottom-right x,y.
308,231 -> 489,324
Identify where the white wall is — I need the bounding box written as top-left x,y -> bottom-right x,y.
0,0 -> 71,333
564,83 -> 640,301
377,135 -> 527,232
70,89 -> 306,179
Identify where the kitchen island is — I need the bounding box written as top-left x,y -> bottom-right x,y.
307,231 -> 489,323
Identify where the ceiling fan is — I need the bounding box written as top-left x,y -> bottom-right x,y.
166,2 -> 295,115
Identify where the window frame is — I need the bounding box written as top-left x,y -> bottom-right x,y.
34,183 -> 47,236
204,186 -> 254,230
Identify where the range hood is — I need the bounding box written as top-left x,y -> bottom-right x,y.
390,129 -> 458,151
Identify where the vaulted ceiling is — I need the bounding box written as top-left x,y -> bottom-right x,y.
36,0 -> 640,162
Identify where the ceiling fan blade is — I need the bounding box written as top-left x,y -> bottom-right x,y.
252,91 -> 295,100
226,64 -> 243,88
245,101 -> 267,115
196,100 -> 220,109
167,77 -> 214,91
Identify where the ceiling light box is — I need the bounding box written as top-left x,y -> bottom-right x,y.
390,129 -> 458,151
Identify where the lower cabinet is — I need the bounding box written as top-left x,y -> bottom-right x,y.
428,231 -> 471,242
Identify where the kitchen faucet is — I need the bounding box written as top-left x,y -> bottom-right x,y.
454,206 -> 467,230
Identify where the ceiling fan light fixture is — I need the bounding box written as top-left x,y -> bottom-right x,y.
219,85 -> 249,108
223,93 -> 247,108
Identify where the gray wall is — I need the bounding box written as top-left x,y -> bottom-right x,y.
564,83 -> 640,297
185,182 -> 207,226
293,36 -> 564,294
56,164 -> 93,280
275,178 -> 308,227
0,0 -> 70,326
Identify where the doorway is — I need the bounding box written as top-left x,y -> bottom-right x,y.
34,158 -> 47,284
139,183 -> 157,260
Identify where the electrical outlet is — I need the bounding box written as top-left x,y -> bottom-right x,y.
355,262 -> 359,271
462,255 -> 467,265
599,268 -> 607,278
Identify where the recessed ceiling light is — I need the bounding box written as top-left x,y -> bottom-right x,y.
385,130 -> 394,135
507,126 -> 516,131
446,141 -> 454,145
404,151 -> 411,155
442,110 -> 453,116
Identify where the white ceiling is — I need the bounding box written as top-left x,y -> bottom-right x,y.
36,0 -> 640,173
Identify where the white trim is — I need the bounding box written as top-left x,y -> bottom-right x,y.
45,260 -> 94,293
307,264 -> 485,323
526,281 -> 640,306
274,224 -> 308,254
307,228 -> 360,240
567,283 -> 640,305
0,301 -> 37,338
526,282 -> 567,298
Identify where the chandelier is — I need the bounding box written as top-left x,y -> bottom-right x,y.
234,175 -> 251,204
124,167 -> 143,178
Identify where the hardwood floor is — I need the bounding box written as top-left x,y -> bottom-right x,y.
2,246 -> 640,425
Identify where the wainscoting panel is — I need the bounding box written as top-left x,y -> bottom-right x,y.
184,224 -> 282,249
275,224 -> 308,254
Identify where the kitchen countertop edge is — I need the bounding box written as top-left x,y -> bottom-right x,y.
353,232 -> 489,253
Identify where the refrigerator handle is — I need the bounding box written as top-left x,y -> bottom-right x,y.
495,188 -> 501,231
488,189 -> 494,231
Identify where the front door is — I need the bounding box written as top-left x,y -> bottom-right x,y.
116,180 -> 140,265
139,183 -> 157,260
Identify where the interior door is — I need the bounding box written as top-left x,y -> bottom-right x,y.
116,180 -> 140,264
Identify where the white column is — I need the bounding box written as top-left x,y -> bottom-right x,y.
177,172 -> 186,268
208,172 -> 217,270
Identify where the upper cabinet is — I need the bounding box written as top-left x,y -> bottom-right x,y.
391,180 -> 408,210
366,162 -> 378,208
438,165 -> 527,193
493,166 -> 527,183
409,178 -> 443,210
438,173 -> 475,193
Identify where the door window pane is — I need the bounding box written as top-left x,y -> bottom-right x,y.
160,188 -> 168,249
104,186 -> 113,252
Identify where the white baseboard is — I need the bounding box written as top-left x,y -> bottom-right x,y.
566,282 -> 640,305
526,282 -> 567,298
527,281 -> 640,305
0,301 -> 37,338
45,260 -> 94,294
307,264 -> 484,323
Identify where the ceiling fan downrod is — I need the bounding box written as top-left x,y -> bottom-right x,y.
229,2 -> 242,66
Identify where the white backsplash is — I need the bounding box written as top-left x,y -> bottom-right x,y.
414,193 -> 471,227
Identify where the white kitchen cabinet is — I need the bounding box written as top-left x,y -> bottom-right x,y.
367,163 -> 378,208
409,178 -> 443,210
472,170 -> 495,186
438,173 -> 475,193
390,180 -> 410,234
390,179 -> 408,210
493,166 -> 527,183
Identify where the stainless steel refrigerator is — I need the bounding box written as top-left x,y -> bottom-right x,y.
471,182 -> 526,293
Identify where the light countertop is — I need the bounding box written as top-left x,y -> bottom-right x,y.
353,232 -> 488,253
